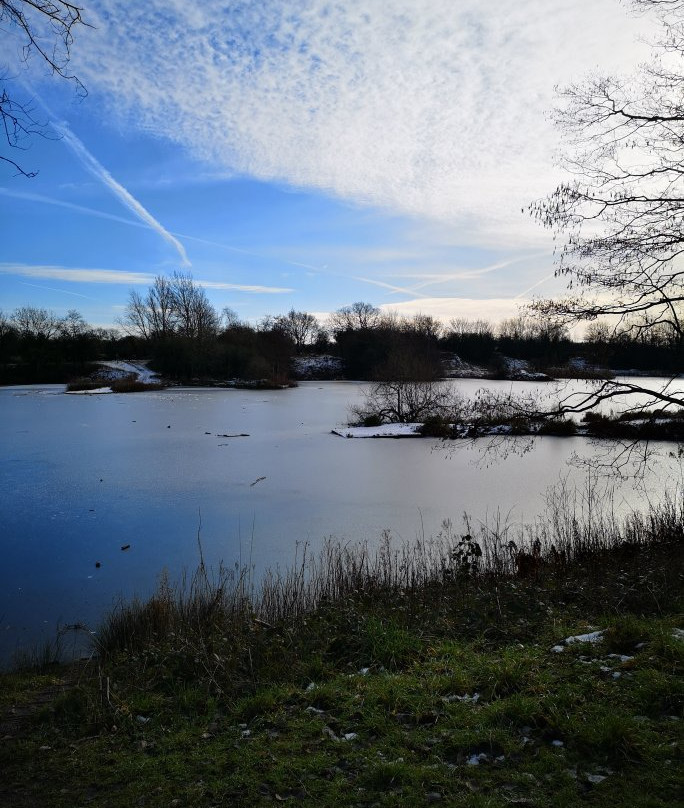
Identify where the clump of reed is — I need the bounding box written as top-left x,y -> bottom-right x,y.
582,408 -> 684,440
109,377 -> 164,393
66,374 -> 164,393
65,378 -> 107,392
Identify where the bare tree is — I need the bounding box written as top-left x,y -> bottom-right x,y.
58,308 -> 88,338
448,318 -> 493,338
1,0 -> 88,177
221,307 -> 240,329
405,313 -> 443,341
352,379 -> 458,424
169,272 -> 219,342
123,276 -> 176,341
11,305 -> 60,339
329,301 -> 381,332
122,273 -> 219,343
272,309 -> 320,351
0,307 -> 14,339
529,0 -> 684,418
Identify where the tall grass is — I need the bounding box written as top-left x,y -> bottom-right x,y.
94,482 -> 683,680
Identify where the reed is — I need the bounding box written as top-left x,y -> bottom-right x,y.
91,480 -> 682,700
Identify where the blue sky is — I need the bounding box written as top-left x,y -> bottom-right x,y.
0,0 -> 650,329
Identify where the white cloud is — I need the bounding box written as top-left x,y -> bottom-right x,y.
72,0 -> 649,248
0,263 -> 293,294
379,297 -> 527,325
0,264 -> 153,285
197,280 -> 293,294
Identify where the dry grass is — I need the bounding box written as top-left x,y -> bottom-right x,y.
92,484 -> 683,700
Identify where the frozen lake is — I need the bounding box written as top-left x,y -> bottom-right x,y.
1,378 -> 679,661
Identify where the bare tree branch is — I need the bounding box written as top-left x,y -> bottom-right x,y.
527,0 -> 684,445
0,0 -> 88,176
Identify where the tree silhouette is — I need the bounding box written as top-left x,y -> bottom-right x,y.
530,0 -> 684,419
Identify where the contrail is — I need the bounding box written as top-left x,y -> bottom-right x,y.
18,281 -> 95,299
53,122 -> 191,267
514,270 -> 557,299
0,188 -> 147,229
352,275 -> 430,298
406,253 -> 549,293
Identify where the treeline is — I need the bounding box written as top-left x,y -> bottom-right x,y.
0,307 -> 127,384
2,272 -> 683,385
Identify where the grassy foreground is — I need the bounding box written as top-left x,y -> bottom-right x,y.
1,500 -> 682,807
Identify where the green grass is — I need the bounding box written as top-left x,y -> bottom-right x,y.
1,492 -> 682,807
1,538 -> 682,807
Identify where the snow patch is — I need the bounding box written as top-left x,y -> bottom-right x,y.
97,360 -> 160,383
333,423 -> 423,438
442,353 -> 490,379
501,357 -> 550,381
564,630 -> 605,645
292,354 -> 344,379
65,386 -> 114,395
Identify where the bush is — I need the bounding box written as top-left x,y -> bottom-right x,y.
66,378 -> 106,392
110,377 -> 164,393
418,415 -> 454,438
538,418 -> 577,436
361,413 -> 384,427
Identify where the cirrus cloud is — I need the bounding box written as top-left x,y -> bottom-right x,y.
0,264 -> 293,294
71,0 -> 650,248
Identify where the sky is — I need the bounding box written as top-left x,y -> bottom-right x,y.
0,0 -> 653,330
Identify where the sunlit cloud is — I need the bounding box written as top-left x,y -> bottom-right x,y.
72,0 -> 649,248
379,297 -> 525,325
197,280 -> 293,294
402,254 -> 549,291
1,264 -> 153,285
52,122 -> 191,266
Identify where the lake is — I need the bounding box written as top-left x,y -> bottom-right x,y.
1,378 -> 680,662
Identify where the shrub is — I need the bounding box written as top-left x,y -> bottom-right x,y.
418,415 -> 453,437
361,413 -> 384,427
110,377 -> 164,393
538,418 -> 577,436
66,378 -> 106,391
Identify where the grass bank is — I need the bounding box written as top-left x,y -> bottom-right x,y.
1,493 -> 682,807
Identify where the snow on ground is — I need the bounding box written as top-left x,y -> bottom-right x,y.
64,387 -> 114,395
441,353 -> 490,379
332,423 -> 423,438
565,630 -> 605,645
97,360 -> 160,383
502,357 -> 550,381
552,630 -> 605,652
292,354 -> 345,379
442,353 -> 550,381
